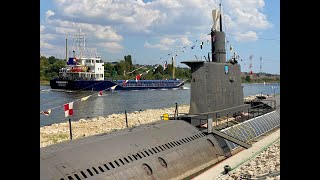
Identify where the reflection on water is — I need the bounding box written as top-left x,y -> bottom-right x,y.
40,83 -> 280,127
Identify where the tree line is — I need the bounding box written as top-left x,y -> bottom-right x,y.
40,55 -> 191,83
40,55 -> 279,84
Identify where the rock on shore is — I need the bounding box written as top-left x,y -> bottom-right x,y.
218,140 -> 280,180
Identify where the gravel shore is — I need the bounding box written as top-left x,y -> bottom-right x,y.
217,140 -> 280,180
40,105 -> 190,148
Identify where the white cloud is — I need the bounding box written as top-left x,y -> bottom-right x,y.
41,0 -> 273,57
223,0 -> 271,31
180,37 -> 191,46
234,31 -> 258,41
160,37 -> 176,45
144,41 -> 169,51
54,0 -> 161,32
48,19 -> 123,42
98,42 -> 123,53
46,10 -> 55,20
144,37 -> 176,50
40,25 -> 45,32
41,33 -> 56,41
40,40 -> 55,49
55,27 -> 78,34
95,27 -> 123,41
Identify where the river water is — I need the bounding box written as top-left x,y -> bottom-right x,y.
40,83 -> 280,127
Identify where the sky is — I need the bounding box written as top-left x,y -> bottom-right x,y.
40,0 -> 280,74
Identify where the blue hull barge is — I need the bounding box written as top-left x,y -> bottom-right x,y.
50,79 -> 184,91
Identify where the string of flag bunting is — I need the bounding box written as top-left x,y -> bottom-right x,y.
124,31 -> 214,77
40,85 -> 117,117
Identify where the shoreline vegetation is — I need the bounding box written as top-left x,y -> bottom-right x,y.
40,55 -> 280,84
40,81 -> 280,86
40,94 -> 276,148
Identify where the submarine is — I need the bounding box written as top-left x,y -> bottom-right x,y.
40,7 -> 280,180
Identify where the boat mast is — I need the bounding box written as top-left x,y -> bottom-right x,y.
65,38 -> 68,62
172,56 -> 175,79
76,29 -> 86,59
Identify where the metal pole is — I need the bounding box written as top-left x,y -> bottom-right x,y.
227,114 -> 228,127
125,110 -> 128,128
216,113 -> 218,126
175,103 -> 178,116
242,111 -> 244,121
68,118 -> 73,140
248,109 -> 249,120
208,116 -> 213,134
174,103 -> 178,119
253,108 -> 255,118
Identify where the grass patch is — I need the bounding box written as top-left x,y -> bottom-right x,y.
45,133 -> 69,144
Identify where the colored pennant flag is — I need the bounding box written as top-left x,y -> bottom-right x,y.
81,95 -> 92,101
98,91 -> 103,96
64,102 -> 74,117
135,74 -> 142,82
42,109 -> 51,116
163,61 -> 168,70
110,85 -> 117,92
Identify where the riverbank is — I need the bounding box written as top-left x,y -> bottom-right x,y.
40,105 -> 190,147
40,80 -> 50,85
40,94 -> 273,148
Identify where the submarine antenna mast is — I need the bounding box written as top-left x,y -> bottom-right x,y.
219,2 -> 222,32
172,56 -> 175,79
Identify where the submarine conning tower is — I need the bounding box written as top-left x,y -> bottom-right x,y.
182,9 -> 244,114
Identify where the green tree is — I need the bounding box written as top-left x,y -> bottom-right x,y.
48,56 -> 58,64
245,75 -> 251,82
154,72 -> 163,80
164,63 -> 173,76
154,65 -> 164,75
114,60 -> 126,76
104,63 -> 114,72
124,55 -> 133,72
